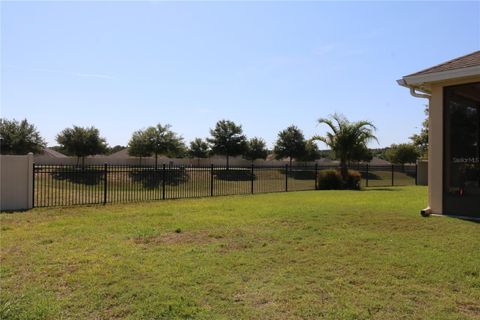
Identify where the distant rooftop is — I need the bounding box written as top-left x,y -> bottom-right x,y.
42,148 -> 67,158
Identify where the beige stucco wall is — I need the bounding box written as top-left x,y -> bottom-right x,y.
0,154 -> 34,211
426,76 -> 480,214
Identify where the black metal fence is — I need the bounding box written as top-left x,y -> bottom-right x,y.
32,163 -> 417,207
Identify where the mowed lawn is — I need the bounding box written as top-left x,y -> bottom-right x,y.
1,187 -> 479,319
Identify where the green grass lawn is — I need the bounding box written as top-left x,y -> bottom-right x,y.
1,187 -> 479,319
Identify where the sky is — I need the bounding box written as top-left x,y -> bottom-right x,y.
1,1 -> 479,149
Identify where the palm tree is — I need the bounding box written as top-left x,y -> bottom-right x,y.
313,113 -> 378,180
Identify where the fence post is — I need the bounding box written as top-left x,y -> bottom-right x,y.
103,163 -> 108,205
285,164 -> 288,192
32,162 -> 35,208
314,163 -> 318,190
210,164 -> 214,196
415,164 -> 418,185
391,164 -> 394,186
251,164 -> 254,194
366,164 -> 369,187
162,164 -> 166,200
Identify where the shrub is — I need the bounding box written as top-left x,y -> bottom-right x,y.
317,170 -> 342,190
316,169 -> 361,190
344,170 -> 361,190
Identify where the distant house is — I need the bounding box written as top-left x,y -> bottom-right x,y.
42,148 -> 68,158
106,148 -> 130,158
367,157 -> 391,166
33,147 -> 67,162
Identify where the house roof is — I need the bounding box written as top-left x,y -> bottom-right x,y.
107,148 -> 130,158
367,157 -> 390,166
399,51 -> 480,90
405,51 -> 480,77
42,148 -> 68,158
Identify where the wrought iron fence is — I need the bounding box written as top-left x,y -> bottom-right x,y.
33,163 -> 417,207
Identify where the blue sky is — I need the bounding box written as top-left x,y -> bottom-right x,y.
1,1 -> 479,149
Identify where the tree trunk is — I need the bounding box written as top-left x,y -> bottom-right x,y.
155,153 -> 158,169
226,154 -> 230,170
289,157 -> 293,167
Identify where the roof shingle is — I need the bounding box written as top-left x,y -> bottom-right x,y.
406,51 -> 480,77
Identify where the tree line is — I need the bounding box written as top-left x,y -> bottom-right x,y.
0,114 -> 426,169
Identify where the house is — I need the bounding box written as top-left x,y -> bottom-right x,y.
106,148 -> 130,158
33,147 -> 68,163
366,157 -> 391,166
398,51 -> 480,218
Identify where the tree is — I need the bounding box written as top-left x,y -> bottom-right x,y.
129,124 -> 185,168
0,118 -> 46,155
313,113 -> 377,180
56,126 -> 107,166
273,125 -> 306,166
128,130 -> 152,164
207,120 -> 247,169
244,137 -> 268,163
297,140 -> 321,163
188,138 -> 210,165
410,106 -> 429,158
385,143 -> 420,169
350,144 -> 373,163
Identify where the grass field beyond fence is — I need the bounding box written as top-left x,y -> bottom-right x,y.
1,186 -> 479,319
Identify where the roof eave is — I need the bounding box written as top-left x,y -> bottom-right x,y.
402,65 -> 480,87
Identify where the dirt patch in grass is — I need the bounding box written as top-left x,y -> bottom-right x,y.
132,230 -> 218,245
457,302 -> 480,317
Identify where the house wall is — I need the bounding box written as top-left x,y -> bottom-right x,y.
427,76 -> 480,214
0,154 -> 33,211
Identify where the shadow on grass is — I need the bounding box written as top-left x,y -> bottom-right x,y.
214,169 -> 254,181
51,169 -> 103,185
444,215 -> 480,224
362,187 -> 403,192
278,169 -> 316,180
129,169 -> 189,189
360,172 -> 383,180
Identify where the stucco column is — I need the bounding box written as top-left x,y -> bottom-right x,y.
428,85 -> 443,214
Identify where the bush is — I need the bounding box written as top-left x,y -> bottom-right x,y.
316,169 -> 361,190
316,170 -> 342,190
344,170 -> 361,190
